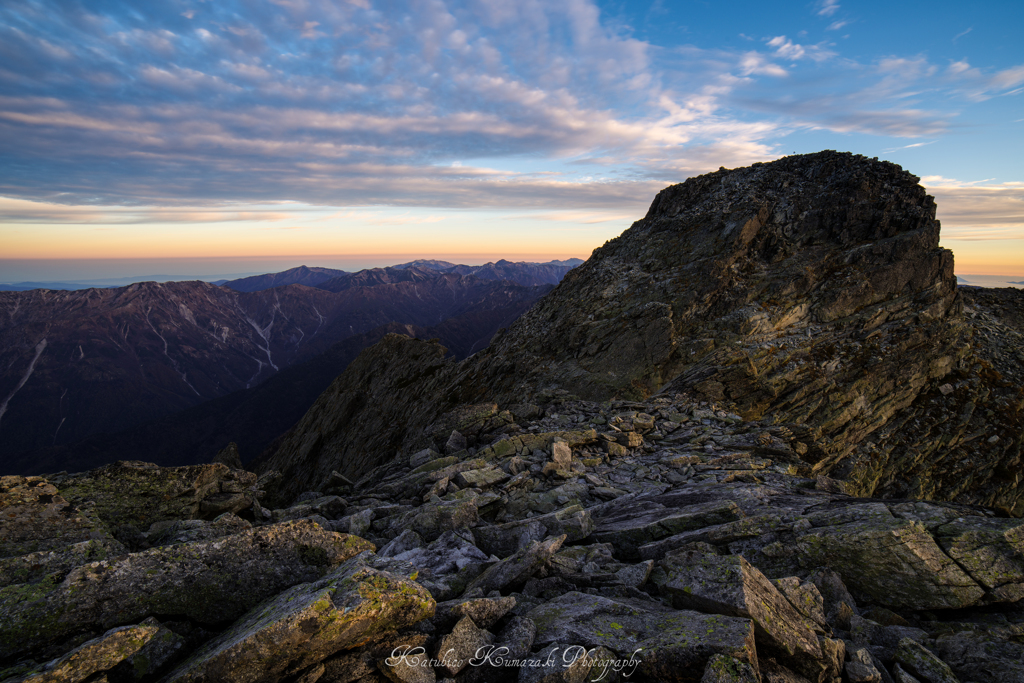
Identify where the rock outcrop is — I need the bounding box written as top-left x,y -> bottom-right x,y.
258,151 -> 1022,517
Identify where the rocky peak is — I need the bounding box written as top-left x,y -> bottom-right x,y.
258,151 -> 1020,515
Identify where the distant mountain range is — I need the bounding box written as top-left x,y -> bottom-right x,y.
0,259 -> 578,471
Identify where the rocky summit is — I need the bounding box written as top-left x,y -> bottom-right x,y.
3,151 -> 1024,683
257,151 -> 1022,516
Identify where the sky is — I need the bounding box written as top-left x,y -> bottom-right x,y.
1,0 -> 1022,282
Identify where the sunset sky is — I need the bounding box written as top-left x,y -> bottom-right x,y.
1,0 -> 1022,282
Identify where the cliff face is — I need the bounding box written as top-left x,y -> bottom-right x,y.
258,152 -> 1022,516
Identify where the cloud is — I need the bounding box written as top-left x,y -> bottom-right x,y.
0,196 -> 295,224
883,140 -> 936,153
922,178 -> 1024,239
766,36 -> 835,62
0,0 -> 1018,218
816,0 -> 840,17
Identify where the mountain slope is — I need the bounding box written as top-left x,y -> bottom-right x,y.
0,274 -> 552,464
15,280 -> 548,474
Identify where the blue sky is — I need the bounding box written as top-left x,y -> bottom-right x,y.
1,0 -> 1022,279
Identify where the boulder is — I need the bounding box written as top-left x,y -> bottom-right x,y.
528,592 -> 758,683
435,616 -> 494,676
14,624 -> 159,683
161,557 -> 435,683
592,498 -> 743,559
0,475 -> 120,560
654,550 -> 825,679
52,461 -> 258,529
475,506 -> 594,558
0,520 -> 373,658
465,535 -> 566,595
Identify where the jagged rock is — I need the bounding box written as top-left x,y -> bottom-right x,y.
893,639 -> 959,683
474,506 -> 594,558
930,629 -> 1024,683
105,618 -> 188,683
143,512 -> 251,549
445,431 -> 468,455
0,520 -> 374,658
844,648 -> 884,683
591,497 -> 744,559
377,500 -> 479,542
454,467 -> 509,490
273,495 -> 348,522
431,596 -> 517,632
528,591 -> 757,683
772,578 -> 828,632
14,624 -> 159,683
161,556 -> 435,683
0,475 -> 121,561
212,443 -> 245,470
321,631 -> 431,683
435,616 -> 494,676
807,569 -> 859,631
700,654 -> 760,683
465,535 -> 565,595
517,643 -> 594,683
792,505 -> 984,610
51,461 -> 257,529
654,550 -> 824,678
893,664 -> 924,683
929,516 -> 1024,603
384,529 -> 491,601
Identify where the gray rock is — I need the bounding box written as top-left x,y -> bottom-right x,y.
387,530 -> 491,601
435,616 -> 494,676
475,506 -> 594,558
0,476 -> 120,560
16,624 -> 159,683
107,619 -> 188,682
528,591 -> 757,682
930,629 -> 1024,683
893,639 -> 960,683
517,643 -> 593,683
700,654 -> 759,682
432,596 -> 517,632
592,499 -> 743,559
144,512 -> 251,549
465,535 -> 566,595
446,431 -> 468,455
0,520 -> 374,658
655,550 -> 825,680
53,461 -> 258,529
161,557 -> 435,683
212,443 -> 245,471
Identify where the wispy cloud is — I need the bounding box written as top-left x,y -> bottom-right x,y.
953,27 -> 972,42
922,177 -> 1024,239
883,140 -> 936,153
816,0 -> 841,17
766,36 -> 835,62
